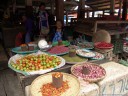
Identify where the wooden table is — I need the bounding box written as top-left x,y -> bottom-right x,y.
25,61 -> 128,96
16,59 -> 110,95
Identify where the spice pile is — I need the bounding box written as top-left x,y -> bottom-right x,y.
48,45 -> 69,55
40,72 -> 69,96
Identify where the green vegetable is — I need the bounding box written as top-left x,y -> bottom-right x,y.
62,54 -> 87,62
119,59 -> 128,66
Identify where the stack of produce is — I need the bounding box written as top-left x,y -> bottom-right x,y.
71,62 -> 106,82
95,42 -> 113,49
62,54 -> 87,64
78,42 -> 93,49
20,44 -> 28,51
48,45 -> 69,55
41,72 -> 69,96
92,52 -> 104,60
30,72 -> 80,96
10,54 -> 61,72
76,49 -> 95,58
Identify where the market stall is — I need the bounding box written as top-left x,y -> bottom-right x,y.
24,61 -> 128,96
8,38 -> 128,96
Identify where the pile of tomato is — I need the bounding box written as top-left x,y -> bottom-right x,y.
95,42 -> 113,49
11,54 -> 61,72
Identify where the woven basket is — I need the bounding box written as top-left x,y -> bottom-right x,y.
92,30 -> 111,43
30,72 -> 80,96
71,62 -> 106,83
95,48 -> 113,59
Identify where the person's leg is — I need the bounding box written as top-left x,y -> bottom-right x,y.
25,32 -> 31,43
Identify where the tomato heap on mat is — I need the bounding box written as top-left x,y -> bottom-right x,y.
11,54 -> 61,71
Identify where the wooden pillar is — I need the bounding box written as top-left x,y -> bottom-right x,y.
122,0 -> 127,20
66,11 -> 68,26
78,0 -> 85,19
55,0 -> 64,23
103,10 -> 105,16
118,0 -> 122,20
87,11 -> 89,18
25,0 -> 33,17
12,0 -> 16,14
26,0 -> 32,6
50,0 -> 54,14
110,0 -> 115,15
92,11 -> 95,18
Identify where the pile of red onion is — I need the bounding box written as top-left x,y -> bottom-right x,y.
72,63 -> 106,80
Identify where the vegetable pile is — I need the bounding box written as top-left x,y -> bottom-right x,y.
48,45 -> 69,55
62,54 -> 87,63
78,43 -> 93,49
95,42 -> 113,49
76,49 -> 95,58
40,81 -> 69,96
72,63 -> 106,82
11,54 -> 61,71
92,52 -> 104,60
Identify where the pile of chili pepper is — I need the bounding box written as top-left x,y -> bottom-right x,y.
40,81 -> 69,96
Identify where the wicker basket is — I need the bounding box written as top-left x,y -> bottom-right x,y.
93,30 -> 111,43
95,47 -> 113,59
71,62 -> 106,83
30,72 -> 80,96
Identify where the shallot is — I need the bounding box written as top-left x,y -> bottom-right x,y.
72,63 -> 105,79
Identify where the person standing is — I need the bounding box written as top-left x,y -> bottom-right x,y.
22,14 -> 34,43
38,2 -> 49,38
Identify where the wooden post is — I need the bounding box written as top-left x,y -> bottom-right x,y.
55,0 -> 64,23
25,0 -> 33,17
110,0 -> 115,15
78,0 -> 85,19
103,10 -> 105,16
122,0 -> 127,20
118,0 -> 122,20
12,0 -> 16,14
66,11 -> 68,26
87,11 -> 89,18
50,0 -> 54,15
92,11 -> 95,18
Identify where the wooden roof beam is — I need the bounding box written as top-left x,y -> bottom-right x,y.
85,0 -> 110,5
98,4 -> 120,10
92,1 -> 119,8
